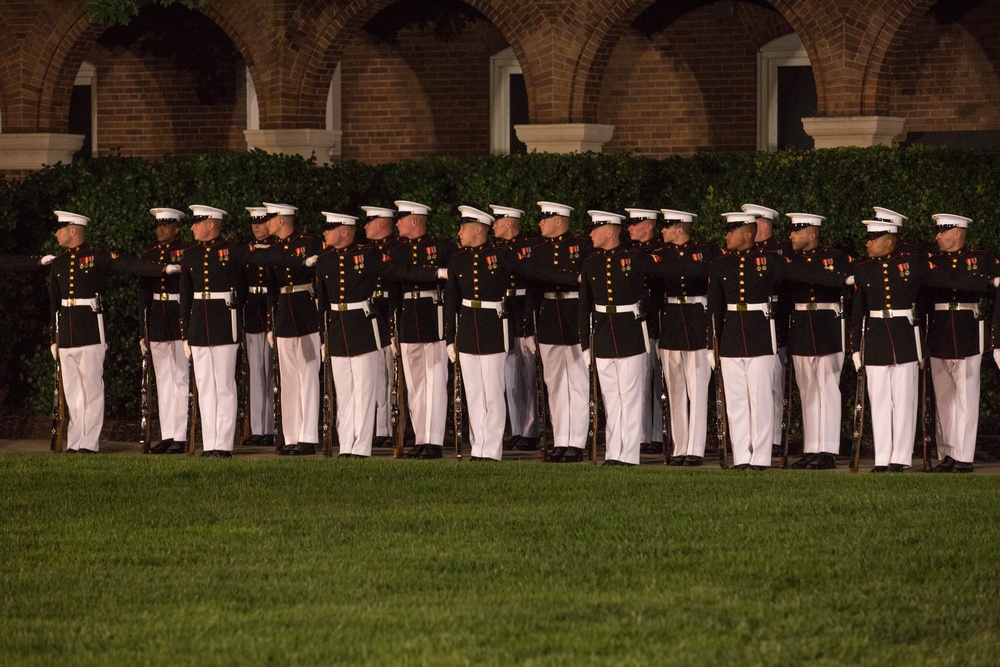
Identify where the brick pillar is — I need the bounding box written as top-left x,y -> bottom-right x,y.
801,116 -> 905,148
244,129 -> 343,165
513,123 -> 615,153
0,134 -> 84,171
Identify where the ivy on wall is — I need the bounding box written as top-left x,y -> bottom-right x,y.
87,0 -> 208,26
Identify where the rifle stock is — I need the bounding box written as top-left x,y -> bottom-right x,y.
140,311 -> 153,454
712,334 -> 729,469
533,311 -> 547,462
588,322 -> 598,465
322,315 -> 335,458
779,355 -> 793,469
50,318 -> 65,453
271,310 -> 284,453
849,321 -> 866,473
453,316 -> 463,461
657,350 -> 670,465
239,334 -> 251,445
921,357 -> 933,472
391,314 -> 405,459
186,354 -> 198,457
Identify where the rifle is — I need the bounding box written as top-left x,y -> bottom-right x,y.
238,331 -> 251,446
186,352 -> 198,457
657,350 -> 670,465
779,353 -> 794,469
321,313 -> 335,458
270,309 -> 284,453
533,310 -> 547,462
452,330 -> 463,461
849,322 -> 866,473
391,313 -> 406,459
140,310 -> 153,454
588,320 -> 598,465
50,318 -> 65,453
920,356 -> 933,472
712,332 -> 729,469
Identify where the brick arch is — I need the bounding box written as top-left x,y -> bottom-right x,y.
276,0 -> 543,129
19,1 -> 271,134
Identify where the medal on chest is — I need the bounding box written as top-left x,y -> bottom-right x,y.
567,245 -> 579,260
619,257 -> 632,275
353,254 -> 365,271
424,245 -> 438,263
218,247 -> 230,265
897,262 -> 910,278
966,257 -> 977,271
486,255 -> 498,273
755,256 -> 767,273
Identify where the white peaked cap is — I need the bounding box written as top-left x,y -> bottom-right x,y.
873,206 -> 907,225
321,212 -> 358,227
587,210 -> 625,226
863,220 -> 900,234
489,205 -> 524,220
787,212 -> 826,227
264,202 -> 297,216
932,213 -> 972,228
150,208 -> 185,221
660,209 -> 697,224
361,206 -> 396,220
54,210 -> 90,227
722,212 -> 756,224
742,203 -> 778,220
537,201 -> 574,217
189,205 -> 227,220
246,207 -> 270,220
624,208 -> 659,221
395,200 -> 432,216
458,205 -> 495,225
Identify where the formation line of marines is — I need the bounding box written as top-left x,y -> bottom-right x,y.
6,200 -> 1000,473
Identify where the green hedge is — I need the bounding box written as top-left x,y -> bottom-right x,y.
3,145 -> 1000,432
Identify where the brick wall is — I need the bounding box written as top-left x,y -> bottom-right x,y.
340,18 -> 507,164
599,4 -> 785,157
890,2 -> 1000,135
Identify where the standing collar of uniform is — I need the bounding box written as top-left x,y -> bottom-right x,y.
67,242 -> 91,254
940,246 -> 969,258
200,236 -> 224,248
335,241 -> 359,254
798,246 -> 824,257
632,238 -> 658,249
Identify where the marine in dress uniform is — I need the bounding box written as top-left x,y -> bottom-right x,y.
260,202 -> 324,456
625,208 -> 666,455
924,214 -> 996,473
386,200 -> 456,460
709,212 -> 848,470
48,211 -> 173,453
656,209 -> 718,466
139,208 -> 195,455
445,206 -> 523,461
744,203 -> 792,458
849,214 -> 995,472
784,213 -> 852,470
579,211 -> 694,466
490,204 -> 542,452
179,205 -> 256,457
518,202 -> 592,463
241,207 -> 276,448
361,206 -> 404,448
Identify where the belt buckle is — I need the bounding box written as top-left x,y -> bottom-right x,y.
470,299 -> 482,309
605,304 -> 617,314
337,303 -> 349,311
159,293 -> 170,301
736,303 -> 748,312
881,309 -> 891,318
554,292 -> 563,300
677,297 -> 688,304
805,303 -> 817,311
67,298 -> 76,307
948,302 -> 959,310
283,285 -> 295,294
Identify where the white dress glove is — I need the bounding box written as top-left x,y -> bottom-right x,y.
390,338 -> 399,359
993,277 -> 1000,288
183,341 -> 192,360
437,268 -> 448,280
139,337 -> 148,356
845,275 -> 855,286
852,352 -> 862,371
777,347 -> 788,365
163,264 -> 181,275
525,336 -> 537,356
267,331 -> 275,349
994,349 -> 1000,370
305,255 -> 318,268
447,343 -> 456,364
584,352 -> 592,371
321,343 -> 327,359
40,254 -> 56,266
50,344 -> 58,360
708,352 -> 716,371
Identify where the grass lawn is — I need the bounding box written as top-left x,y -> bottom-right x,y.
1,454 -> 998,666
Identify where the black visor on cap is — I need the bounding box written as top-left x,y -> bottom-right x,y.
191,215 -> 212,223
865,230 -> 891,241
936,224 -> 960,232
627,216 -> 656,226
790,222 -> 813,229
724,220 -> 749,232
538,211 -> 562,220
155,218 -> 179,227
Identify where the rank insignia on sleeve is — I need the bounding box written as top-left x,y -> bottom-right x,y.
651,254 -> 662,263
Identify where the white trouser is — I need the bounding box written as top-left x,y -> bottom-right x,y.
866,362 -> 919,467
331,351 -> 380,457
277,333 -> 320,445
597,353 -> 648,465
771,354 -> 785,445
59,344 -> 106,452
245,331 -> 274,436
722,355 -> 779,467
504,336 -> 538,438
931,355 -> 980,464
150,340 -> 189,442
792,353 -> 844,455
374,345 -> 394,438
401,341 -> 447,446
539,343 -> 589,450
461,352 -> 508,460
660,348 -> 711,458
191,344 -> 238,452
641,340 -> 664,444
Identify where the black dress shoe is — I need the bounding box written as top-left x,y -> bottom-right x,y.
261,435 -> 276,448
870,466 -> 888,473
667,455 -> 686,466
933,455 -> 956,473
150,439 -> 173,454
791,454 -> 814,469
277,443 -> 297,456
732,463 -> 750,470
402,444 -> 425,459
602,459 -> 620,467
560,448 -> 584,463
166,440 -> 187,454
953,461 -> 974,473
337,453 -> 352,458
240,434 -> 261,447
215,451 -> 232,459
639,442 -> 651,454
77,449 -> 97,454
200,451 -> 217,458
647,442 -> 664,454
683,456 -> 703,467
809,453 -> 837,470
546,447 -> 567,463
289,443 -> 317,456
503,436 -> 522,451
887,463 -> 906,473
513,436 -> 540,451
749,465 -> 768,471
64,449 -> 77,454
417,445 -> 443,460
